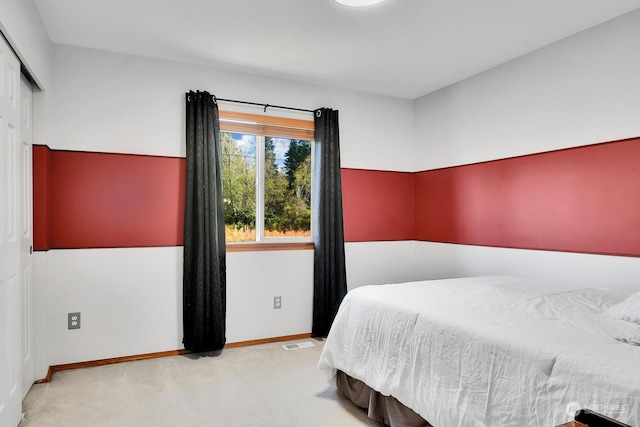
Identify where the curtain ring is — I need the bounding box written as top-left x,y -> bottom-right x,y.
316,110 -> 322,118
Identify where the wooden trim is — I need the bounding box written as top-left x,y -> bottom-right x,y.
34,349 -> 191,382
221,122 -> 313,140
33,333 -> 314,383
34,367 -> 53,384
227,241 -> 314,252
53,349 -> 191,376
225,333 -> 313,348
220,110 -> 314,141
220,110 -> 314,130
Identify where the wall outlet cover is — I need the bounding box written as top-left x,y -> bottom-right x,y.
68,312 -> 81,329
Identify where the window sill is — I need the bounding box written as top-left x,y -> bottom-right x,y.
226,242 -> 314,252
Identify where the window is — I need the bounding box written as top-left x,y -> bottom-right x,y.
220,111 -> 313,245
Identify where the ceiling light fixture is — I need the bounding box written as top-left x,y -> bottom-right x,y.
334,0 -> 386,7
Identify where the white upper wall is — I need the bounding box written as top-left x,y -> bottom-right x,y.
49,44 -> 416,172
411,9 -> 640,294
0,0 -> 52,90
414,9 -> 640,171
3,3 -> 640,172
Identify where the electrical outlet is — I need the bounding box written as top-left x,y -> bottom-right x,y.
273,296 -> 282,310
68,312 -> 81,329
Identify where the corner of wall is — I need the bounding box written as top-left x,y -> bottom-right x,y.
0,0 -> 53,91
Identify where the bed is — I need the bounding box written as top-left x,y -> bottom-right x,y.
317,276 -> 640,427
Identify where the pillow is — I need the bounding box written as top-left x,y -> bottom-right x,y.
602,290 -> 640,324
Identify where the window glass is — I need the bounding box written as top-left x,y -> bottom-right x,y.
221,131 -> 312,242
264,137 -> 311,238
222,132 -> 256,242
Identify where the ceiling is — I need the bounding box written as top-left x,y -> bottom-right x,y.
33,0 -> 640,99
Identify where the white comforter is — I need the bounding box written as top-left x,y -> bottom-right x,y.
317,276 -> 640,427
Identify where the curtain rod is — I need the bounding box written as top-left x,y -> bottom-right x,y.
214,96 -> 316,114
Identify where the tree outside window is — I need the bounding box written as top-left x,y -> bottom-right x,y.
221,128 -> 312,242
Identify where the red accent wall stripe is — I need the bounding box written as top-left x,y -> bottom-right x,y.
342,169 -> 414,242
33,145 -> 51,251
33,147 -> 185,250
32,137 -> 640,256
414,137 -> 640,257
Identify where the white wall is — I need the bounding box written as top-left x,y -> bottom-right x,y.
34,247 -> 315,367
346,241 -> 437,289
32,44 -> 416,374
414,9 -> 640,171
32,8 -> 640,376
49,44 -> 415,172
414,242 -> 640,294
413,9 -> 640,292
0,0 -> 52,90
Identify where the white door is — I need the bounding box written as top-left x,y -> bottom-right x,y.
0,35 -> 23,427
20,74 -> 34,400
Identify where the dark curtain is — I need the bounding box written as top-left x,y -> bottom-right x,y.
312,108 -> 348,337
183,90 -> 226,352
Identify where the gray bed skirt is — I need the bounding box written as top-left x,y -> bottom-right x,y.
335,371 -> 432,427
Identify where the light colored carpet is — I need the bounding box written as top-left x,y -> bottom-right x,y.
21,339 -> 384,427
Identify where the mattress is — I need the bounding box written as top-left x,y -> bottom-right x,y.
317,276 -> 640,427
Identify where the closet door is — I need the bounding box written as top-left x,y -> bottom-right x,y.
20,73 -> 34,400
0,34 -> 23,427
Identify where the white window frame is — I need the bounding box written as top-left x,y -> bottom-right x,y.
220,110 -> 315,246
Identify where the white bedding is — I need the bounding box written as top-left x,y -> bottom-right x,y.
317,276 -> 640,427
